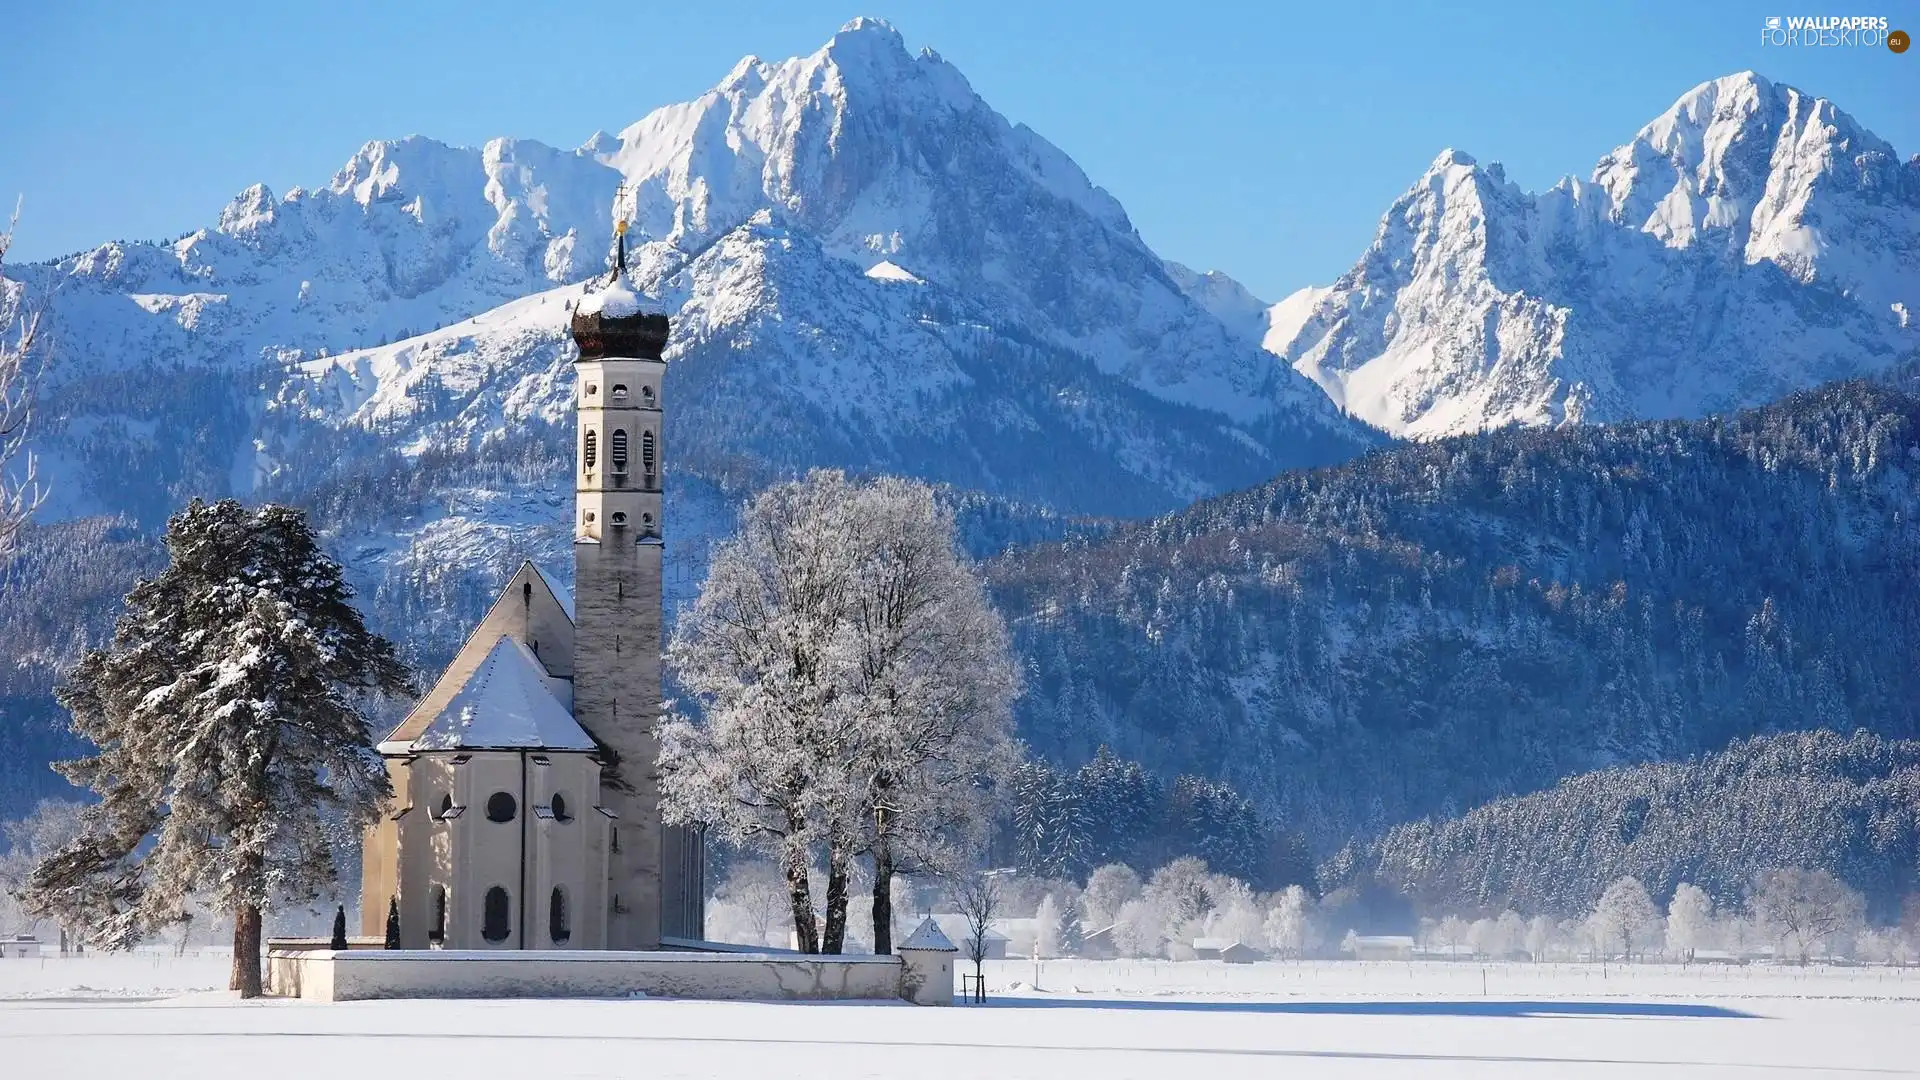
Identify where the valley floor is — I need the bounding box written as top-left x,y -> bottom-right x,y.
0,953 -> 1913,1079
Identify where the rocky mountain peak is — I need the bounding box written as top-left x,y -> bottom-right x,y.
1272,72 -> 1918,438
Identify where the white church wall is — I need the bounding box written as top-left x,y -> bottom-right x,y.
268,949 -> 916,1004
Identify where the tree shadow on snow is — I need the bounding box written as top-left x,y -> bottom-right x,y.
986,997 -> 1758,1019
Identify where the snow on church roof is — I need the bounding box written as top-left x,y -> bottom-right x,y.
529,562 -> 575,623
406,636 -> 595,752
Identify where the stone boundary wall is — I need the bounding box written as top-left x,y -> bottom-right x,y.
267,948 -> 950,1004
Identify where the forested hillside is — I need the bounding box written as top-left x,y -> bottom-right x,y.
1322,730 -> 1920,921
993,379 -> 1920,847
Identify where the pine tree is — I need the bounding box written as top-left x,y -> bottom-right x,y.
19,499 -> 411,996
330,905 -> 349,951
1055,894 -> 1085,956
384,896 -> 401,949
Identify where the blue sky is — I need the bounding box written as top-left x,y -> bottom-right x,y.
3,0 -> 1915,300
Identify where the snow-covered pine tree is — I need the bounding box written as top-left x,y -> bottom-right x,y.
1074,747 -> 1159,867
19,499 -> 411,996
1055,893 -> 1085,956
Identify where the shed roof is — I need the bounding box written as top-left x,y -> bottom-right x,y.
899,918 -> 957,952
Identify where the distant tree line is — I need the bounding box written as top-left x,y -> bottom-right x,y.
1004,746 -> 1311,890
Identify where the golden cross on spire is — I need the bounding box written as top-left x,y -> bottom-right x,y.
611,183 -> 632,276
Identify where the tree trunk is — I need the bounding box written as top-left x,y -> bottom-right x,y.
871,830 -> 895,955
232,904 -> 263,998
782,842 -> 819,954
821,848 -> 850,954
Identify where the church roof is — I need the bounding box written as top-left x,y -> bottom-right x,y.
405,636 -> 595,752
529,562 -> 575,623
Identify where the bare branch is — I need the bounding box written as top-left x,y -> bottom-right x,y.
0,196 -> 45,562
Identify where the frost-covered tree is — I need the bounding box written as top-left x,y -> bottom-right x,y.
19,500 -> 410,996
713,860 -> 792,948
1472,910 -> 1525,958
0,200 -> 42,562
1053,891 -> 1085,956
1590,876 -> 1662,960
1145,856 -> 1218,924
1034,893 -> 1062,958
1665,883 -> 1715,961
1111,896 -> 1170,958
1437,914 -> 1471,958
659,472 -> 1017,955
658,476 -> 859,953
1751,868 -> 1865,964
837,477 -> 1020,953
1524,915 -> 1555,961
1206,896 -> 1266,949
0,799 -> 86,937
1262,884 -> 1313,958
1082,862 -> 1142,926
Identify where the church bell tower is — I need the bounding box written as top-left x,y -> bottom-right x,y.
568,216 -> 702,948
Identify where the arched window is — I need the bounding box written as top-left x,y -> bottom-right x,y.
551,792 -> 572,823
642,385 -> 656,407
436,793 -> 453,821
611,384 -> 629,401
641,430 -> 656,478
483,887 -> 511,943
583,430 -> 598,471
486,792 -> 517,823
640,513 -> 655,536
610,429 -> 629,473
549,887 -> 570,945
430,885 -> 447,944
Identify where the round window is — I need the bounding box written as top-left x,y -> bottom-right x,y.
551,792 -> 572,823
486,791 -> 517,823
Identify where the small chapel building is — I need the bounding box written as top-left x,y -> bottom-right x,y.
359,231 -> 703,951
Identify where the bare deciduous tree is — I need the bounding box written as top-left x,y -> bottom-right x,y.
0,198 -> 44,561
951,870 -> 1003,998
1751,867 -> 1865,964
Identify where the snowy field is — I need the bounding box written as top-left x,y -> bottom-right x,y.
2,953 -> 1915,1079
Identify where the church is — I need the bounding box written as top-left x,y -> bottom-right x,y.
359,226 -> 704,950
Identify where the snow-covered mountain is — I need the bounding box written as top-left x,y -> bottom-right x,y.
1268,73 -> 1920,437
24,18 -> 1371,536
0,20 -> 1386,816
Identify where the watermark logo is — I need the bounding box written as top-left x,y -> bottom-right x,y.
1759,15 -> 1902,48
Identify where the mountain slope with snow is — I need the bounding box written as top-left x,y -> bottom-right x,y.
0,20 -> 1378,816
1270,73 -> 1920,437
23,18 -> 1372,533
